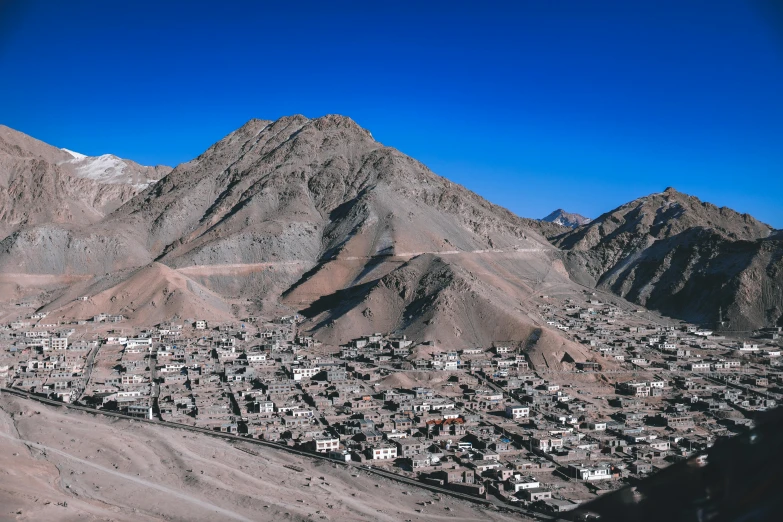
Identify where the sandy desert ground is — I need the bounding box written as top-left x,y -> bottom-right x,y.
0,393 -> 525,522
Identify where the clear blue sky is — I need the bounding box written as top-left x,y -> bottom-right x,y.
1,1 -> 782,226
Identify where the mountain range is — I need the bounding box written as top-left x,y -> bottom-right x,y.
1,116 -> 780,351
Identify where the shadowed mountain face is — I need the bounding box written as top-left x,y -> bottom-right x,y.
552,187 -> 783,330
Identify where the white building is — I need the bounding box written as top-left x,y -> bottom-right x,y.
619,381 -> 651,397
509,475 -> 540,492
369,445 -> 397,460
314,437 -> 340,453
689,362 -> 711,372
292,366 -> 321,380
47,337 -> 68,351
568,464 -> 611,481
125,338 -> 152,348
505,405 -> 530,419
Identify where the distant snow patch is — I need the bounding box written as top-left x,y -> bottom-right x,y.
61,148 -> 87,160
132,181 -> 156,191
58,152 -> 158,188
70,154 -> 131,183
542,209 -> 591,228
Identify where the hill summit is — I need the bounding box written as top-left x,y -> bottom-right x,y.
553,188 -> 781,329
542,209 -> 591,228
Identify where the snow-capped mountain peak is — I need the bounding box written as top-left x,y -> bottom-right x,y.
542,209 -> 591,228
57,151 -> 163,189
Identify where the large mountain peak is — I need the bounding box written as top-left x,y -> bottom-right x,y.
0,115 -> 565,347
113,113 -> 549,272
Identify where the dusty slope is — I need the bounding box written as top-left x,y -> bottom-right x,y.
0,393 -> 518,522
0,222 -> 154,275
39,263 -> 234,325
553,187 -> 783,329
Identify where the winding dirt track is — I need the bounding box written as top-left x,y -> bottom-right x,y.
173,247 -> 553,275
0,430 -> 253,522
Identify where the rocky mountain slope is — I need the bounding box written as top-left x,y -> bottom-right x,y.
1,116 -> 594,355
553,188 -> 782,330
542,208 -> 591,228
3,116 -> 780,344
109,114 -> 580,349
0,125 -> 170,238
116,115 -> 548,264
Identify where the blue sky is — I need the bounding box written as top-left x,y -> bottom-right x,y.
1,1 -> 782,226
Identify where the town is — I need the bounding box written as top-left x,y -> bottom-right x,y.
2,291 -> 781,517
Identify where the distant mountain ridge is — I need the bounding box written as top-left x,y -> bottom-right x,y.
542,209 -> 591,228
59,149 -> 163,190
0,124 -> 170,238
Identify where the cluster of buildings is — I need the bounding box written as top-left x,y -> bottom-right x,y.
1,292 -> 782,515
1,315 -> 94,403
